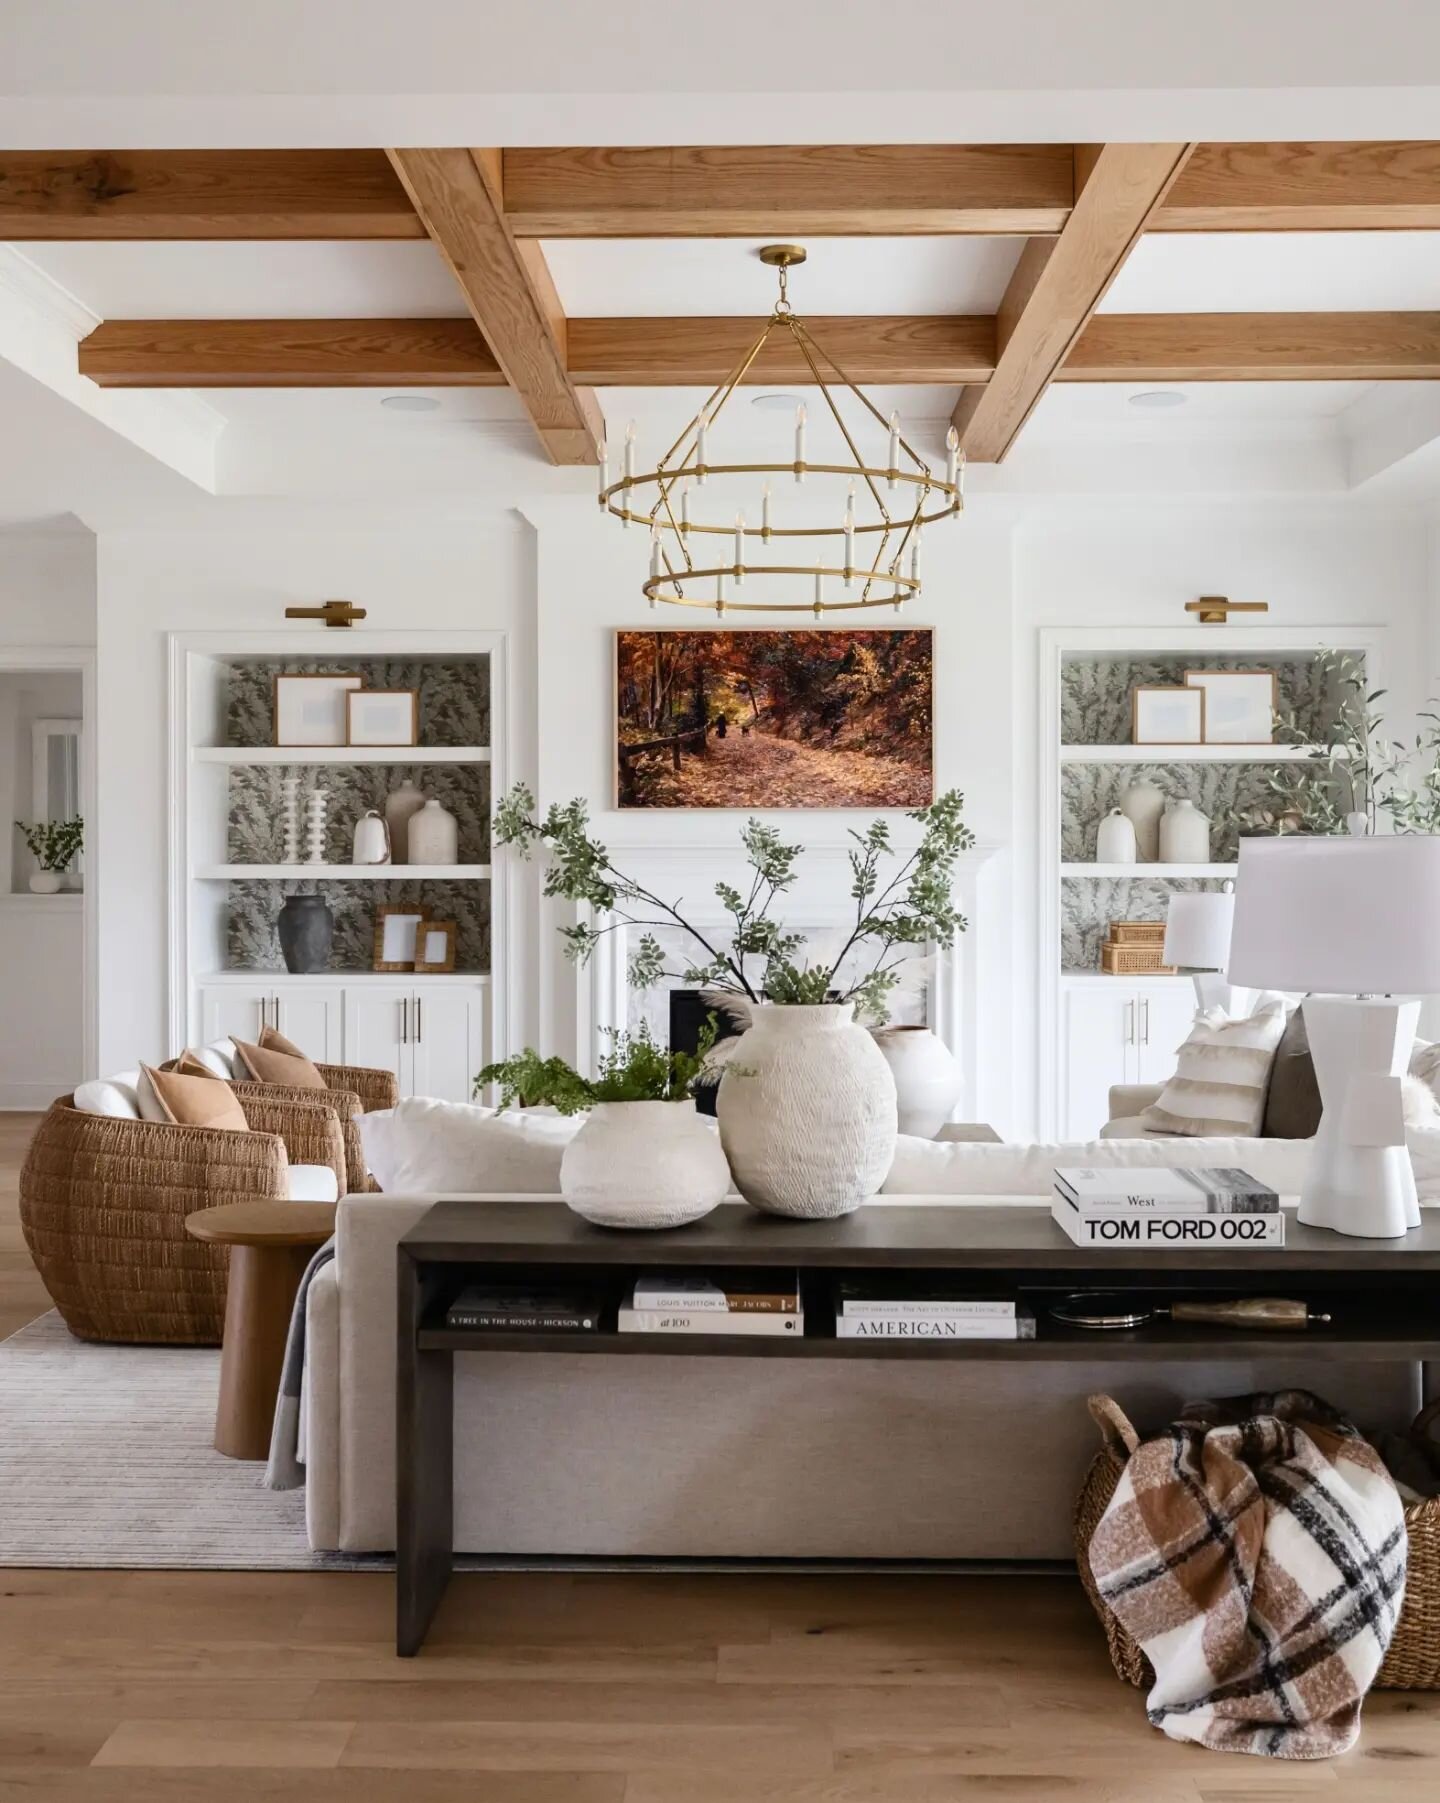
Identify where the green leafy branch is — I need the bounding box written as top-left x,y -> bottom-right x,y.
476,1020 -> 718,1115
15,817 -> 83,872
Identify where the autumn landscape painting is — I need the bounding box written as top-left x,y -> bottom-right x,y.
615,629 -> 933,810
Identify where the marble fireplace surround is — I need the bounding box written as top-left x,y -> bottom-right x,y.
575,837 -> 1001,1121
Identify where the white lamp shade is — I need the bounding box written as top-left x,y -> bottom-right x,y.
1227,835 -> 1440,994
1163,889 -> 1235,970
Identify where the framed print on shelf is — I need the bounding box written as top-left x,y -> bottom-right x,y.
1183,669 -> 1278,744
347,689 -> 419,747
1132,684 -> 1206,746
413,919 -> 457,973
373,904 -> 427,971
273,673 -> 363,747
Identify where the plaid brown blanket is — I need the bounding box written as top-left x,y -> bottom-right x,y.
1088,1390 -> 1406,1759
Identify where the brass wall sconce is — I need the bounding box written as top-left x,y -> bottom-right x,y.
284,599 -> 368,629
1185,596 -> 1269,625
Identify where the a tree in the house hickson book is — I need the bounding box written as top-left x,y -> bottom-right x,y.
491,783 -> 976,1222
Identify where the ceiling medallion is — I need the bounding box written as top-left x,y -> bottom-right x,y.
598,245 -> 964,616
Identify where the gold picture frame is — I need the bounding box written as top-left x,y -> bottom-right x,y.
273,672 -> 363,747
413,919 -> 457,974
1183,668 -> 1279,745
346,689 -> 419,747
1132,684 -> 1206,746
373,903 -> 427,972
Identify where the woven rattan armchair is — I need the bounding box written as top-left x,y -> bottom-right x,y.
19,1092 -> 347,1346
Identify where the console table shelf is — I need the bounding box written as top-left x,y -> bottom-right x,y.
396,1199 -> 1440,1655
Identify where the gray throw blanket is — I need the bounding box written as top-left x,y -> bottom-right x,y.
263,1235 -> 335,1491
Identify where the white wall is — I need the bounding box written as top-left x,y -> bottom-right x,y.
0,527 -> 95,647
93,516 -> 534,1072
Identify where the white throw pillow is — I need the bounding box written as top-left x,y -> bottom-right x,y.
1139,1001 -> 1288,1137
285,1163 -> 340,1203
74,1070 -> 144,1119
357,1097 -> 583,1194
194,1038 -> 240,1079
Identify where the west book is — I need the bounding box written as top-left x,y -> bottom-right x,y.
617,1299 -> 804,1336
445,1286 -> 604,1331
837,1303 -> 1036,1341
1051,1194 -> 1285,1248
1054,1166 -> 1280,1215
631,1274 -> 800,1314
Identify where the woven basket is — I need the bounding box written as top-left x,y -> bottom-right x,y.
1107,921 -> 1168,946
1100,943 -> 1176,976
1075,1394 -> 1440,1691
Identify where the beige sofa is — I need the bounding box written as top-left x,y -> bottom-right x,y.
300,1129 -> 1424,1559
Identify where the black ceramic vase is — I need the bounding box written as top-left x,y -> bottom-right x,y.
277,892 -> 334,974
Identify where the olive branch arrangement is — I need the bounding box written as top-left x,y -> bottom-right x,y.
15,817 -> 84,872
493,784 -> 974,1024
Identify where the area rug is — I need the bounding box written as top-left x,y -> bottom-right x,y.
0,1310 -> 383,1570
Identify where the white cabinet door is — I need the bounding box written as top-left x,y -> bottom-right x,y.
342,986 -> 411,1091
199,984 -> 273,1048
273,987 -> 345,1064
1060,987 -> 1138,1141
408,988 -> 486,1105
1136,985 -> 1199,1087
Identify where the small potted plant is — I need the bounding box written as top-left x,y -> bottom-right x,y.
15,817 -> 83,894
477,1023 -> 731,1229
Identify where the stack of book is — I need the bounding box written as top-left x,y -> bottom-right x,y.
1052,1166 -> 1284,1247
617,1274 -> 803,1336
445,1285 -> 604,1331
835,1290 -> 1036,1340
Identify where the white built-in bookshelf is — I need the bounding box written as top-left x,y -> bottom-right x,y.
167,630 -> 510,1103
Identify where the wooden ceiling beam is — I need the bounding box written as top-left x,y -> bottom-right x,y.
499,144 -> 1075,236
1154,141 -> 1440,231
0,150 -> 424,239
951,143 -> 1196,463
78,317 -> 503,386
1062,311 -> 1440,381
386,147 -> 603,465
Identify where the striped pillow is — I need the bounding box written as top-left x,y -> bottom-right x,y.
1139,1001 -> 1288,1137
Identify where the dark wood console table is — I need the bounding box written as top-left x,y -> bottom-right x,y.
396,1200 -> 1440,1654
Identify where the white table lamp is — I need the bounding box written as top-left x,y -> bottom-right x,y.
1164,886 -> 1242,1014
1228,835 -> 1440,1238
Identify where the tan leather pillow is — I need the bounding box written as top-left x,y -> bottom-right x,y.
141,1064 -> 249,1132
233,1037 -> 328,1089
259,1024 -> 311,1062
174,1050 -> 222,1081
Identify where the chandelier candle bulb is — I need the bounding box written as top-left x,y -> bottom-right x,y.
650,529 -> 662,579
679,482 -> 690,536
794,403 -> 806,482
814,569 -> 823,611
946,426 -> 959,489
598,441 -> 608,501
696,410 -> 709,483
762,482 -> 772,539
888,412 -> 900,488
844,484 -> 856,581
734,512 -> 745,582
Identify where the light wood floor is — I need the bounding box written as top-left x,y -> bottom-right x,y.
2,1111 -> 1438,1800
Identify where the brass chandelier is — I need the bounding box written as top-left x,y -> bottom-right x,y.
598,245 -> 964,616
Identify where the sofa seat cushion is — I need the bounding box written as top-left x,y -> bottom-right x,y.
287,1163 -> 340,1203
358,1098 -> 583,1194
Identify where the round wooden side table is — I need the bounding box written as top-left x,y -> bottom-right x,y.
185,1200 -> 337,1460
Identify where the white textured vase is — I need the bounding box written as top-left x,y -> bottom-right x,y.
717,1003 -> 897,1218
560,1100 -> 730,1229
1119,780 -> 1166,863
385,780 -> 426,864
1159,797 -> 1210,864
407,797 -> 458,865
870,1026 -> 963,1139
28,870 -> 62,894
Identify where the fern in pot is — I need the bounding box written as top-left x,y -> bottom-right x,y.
478,1024 -> 730,1229
495,785 -> 973,1218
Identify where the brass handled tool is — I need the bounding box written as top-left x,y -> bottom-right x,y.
1158,1298 -> 1331,1330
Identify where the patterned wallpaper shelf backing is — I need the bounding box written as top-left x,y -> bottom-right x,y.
226,878 -> 491,975
1060,653 -> 1350,747
1062,875 -> 1219,974
1064,759 -> 1286,865
225,658 -> 489,748
228,764 -> 490,864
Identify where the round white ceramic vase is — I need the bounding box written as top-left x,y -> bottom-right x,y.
28,870 -> 62,894
871,1026 -> 963,1139
1095,808 -> 1137,865
560,1100 -> 730,1229
717,1003 -> 898,1218
407,797 -> 458,865
1159,798 -> 1210,864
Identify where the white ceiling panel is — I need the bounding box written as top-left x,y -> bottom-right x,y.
14,242 -> 467,319
1103,233 -> 1440,314
201,387 -> 528,426
1030,381 -> 1374,434
543,238 -> 1024,318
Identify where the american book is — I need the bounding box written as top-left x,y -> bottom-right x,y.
446,1287 -> 603,1331
837,1303 -> 1036,1340
1054,1166 -> 1280,1214
617,1300 -> 803,1336
631,1274 -> 800,1314
1051,1194 -> 1285,1248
